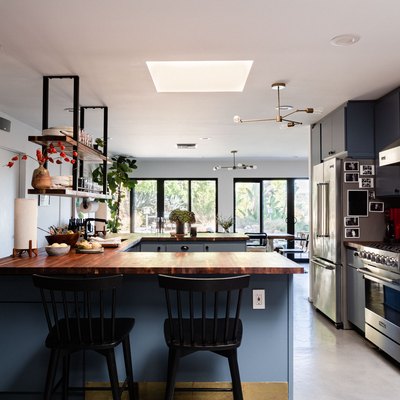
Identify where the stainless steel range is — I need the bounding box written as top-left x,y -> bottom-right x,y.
355,243 -> 400,363
356,242 -> 400,273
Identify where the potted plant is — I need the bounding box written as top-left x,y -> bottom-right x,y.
217,215 -> 233,233
93,138 -> 104,151
92,155 -> 137,233
169,209 -> 196,236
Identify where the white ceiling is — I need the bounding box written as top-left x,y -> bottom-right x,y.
0,0 -> 400,162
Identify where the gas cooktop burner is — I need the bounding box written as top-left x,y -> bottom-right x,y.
362,242 -> 400,253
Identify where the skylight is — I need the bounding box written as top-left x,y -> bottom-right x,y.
146,60 -> 253,92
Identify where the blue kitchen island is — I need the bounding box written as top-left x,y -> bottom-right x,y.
0,240 -> 303,400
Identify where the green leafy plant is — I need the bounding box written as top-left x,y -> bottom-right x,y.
92,155 -> 137,232
216,215 -> 233,232
94,138 -> 104,148
169,209 -> 196,224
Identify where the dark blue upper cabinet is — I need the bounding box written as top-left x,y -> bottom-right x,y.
374,88 -> 400,197
374,88 -> 400,155
318,101 -> 375,162
345,101 -> 375,158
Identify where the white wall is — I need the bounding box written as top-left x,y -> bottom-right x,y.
135,158 -> 309,221
0,111 -> 73,254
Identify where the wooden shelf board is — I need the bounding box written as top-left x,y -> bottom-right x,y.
28,188 -> 111,199
28,135 -> 110,163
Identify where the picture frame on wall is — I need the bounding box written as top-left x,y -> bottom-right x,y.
369,191 -> 375,200
359,177 -> 374,189
360,165 -> 375,176
38,195 -> 50,207
345,228 -> 360,239
344,216 -> 359,227
347,190 -> 369,217
369,202 -> 384,212
344,161 -> 359,171
344,172 -> 359,183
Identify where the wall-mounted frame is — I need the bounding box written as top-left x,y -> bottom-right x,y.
347,190 -> 369,217
359,177 -> 374,189
345,228 -> 360,238
38,195 -> 50,207
369,201 -> 384,213
344,161 -> 359,171
360,165 -> 375,176
344,216 -> 359,227
344,172 -> 359,183
369,191 -> 375,200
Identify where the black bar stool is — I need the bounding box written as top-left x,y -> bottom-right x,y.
32,274 -> 137,400
158,274 -> 250,400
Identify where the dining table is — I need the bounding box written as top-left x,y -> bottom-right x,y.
266,232 -> 296,251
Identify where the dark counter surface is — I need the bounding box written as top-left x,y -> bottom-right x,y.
138,232 -> 249,242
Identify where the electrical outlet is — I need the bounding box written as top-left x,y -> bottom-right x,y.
252,289 -> 265,309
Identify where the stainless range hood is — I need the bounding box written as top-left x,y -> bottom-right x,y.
379,138 -> 400,166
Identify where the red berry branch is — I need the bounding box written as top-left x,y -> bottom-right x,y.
4,141 -> 77,168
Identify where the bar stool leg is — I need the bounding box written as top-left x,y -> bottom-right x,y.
122,336 -> 137,400
164,348 -> 180,400
44,348 -> 60,400
228,350 -> 244,400
62,353 -> 70,400
104,348 -> 121,400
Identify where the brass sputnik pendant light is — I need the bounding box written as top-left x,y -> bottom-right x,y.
233,82 -> 314,128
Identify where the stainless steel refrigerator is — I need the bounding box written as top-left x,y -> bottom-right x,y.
311,158 -> 384,328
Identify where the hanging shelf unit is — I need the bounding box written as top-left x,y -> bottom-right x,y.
27,75 -> 111,199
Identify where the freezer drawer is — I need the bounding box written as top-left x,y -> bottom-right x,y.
312,259 -> 341,325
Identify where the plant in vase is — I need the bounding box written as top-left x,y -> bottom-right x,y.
217,215 -> 233,233
4,142 -> 77,189
169,209 -> 196,236
93,137 -> 104,151
92,155 -> 137,233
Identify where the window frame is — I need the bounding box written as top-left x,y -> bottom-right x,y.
233,177 -> 307,235
131,178 -> 218,232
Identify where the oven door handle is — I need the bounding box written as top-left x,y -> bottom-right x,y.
357,268 -> 400,286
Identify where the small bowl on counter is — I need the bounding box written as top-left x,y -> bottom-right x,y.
45,244 -> 71,256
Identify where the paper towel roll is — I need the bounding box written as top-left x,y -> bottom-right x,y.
14,198 -> 38,250
96,202 -> 108,232
96,202 -> 107,220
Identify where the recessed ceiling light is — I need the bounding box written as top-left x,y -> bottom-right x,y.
200,137 -> 211,140
330,34 -> 360,47
146,60 -> 253,92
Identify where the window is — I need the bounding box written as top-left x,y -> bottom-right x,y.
235,182 -> 260,232
133,179 -> 217,233
133,180 -> 157,232
234,177 -> 309,237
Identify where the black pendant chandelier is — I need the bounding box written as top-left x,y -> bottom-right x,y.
213,150 -> 257,171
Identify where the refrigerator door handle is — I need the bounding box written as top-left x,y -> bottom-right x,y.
313,259 -> 335,270
316,182 -> 329,237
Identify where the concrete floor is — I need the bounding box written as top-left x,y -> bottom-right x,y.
293,267 -> 400,400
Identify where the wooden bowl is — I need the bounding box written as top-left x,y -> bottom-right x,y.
45,233 -> 79,247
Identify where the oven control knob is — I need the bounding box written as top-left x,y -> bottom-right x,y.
376,255 -> 383,264
370,253 -> 376,262
392,259 -> 399,268
359,251 -> 365,258
387,258 -> 396,267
